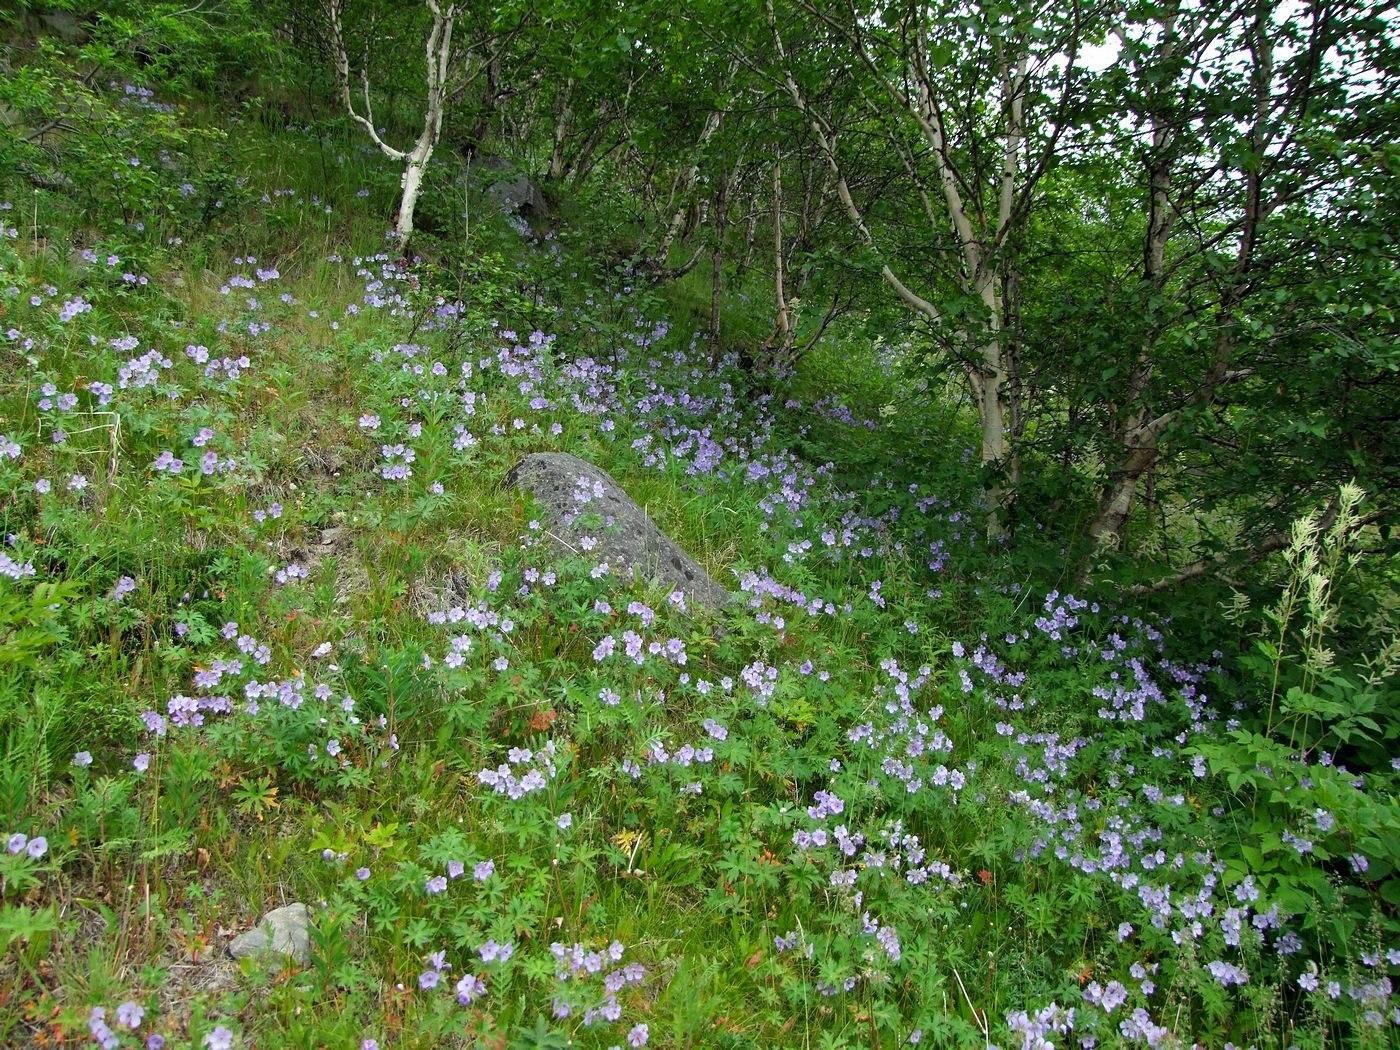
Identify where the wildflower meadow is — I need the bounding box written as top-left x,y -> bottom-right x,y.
1,4 -> 1398,1048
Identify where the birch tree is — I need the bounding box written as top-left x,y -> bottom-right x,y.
325,0 -> 457,245
1078,0 -> 1394,550
760,146 -> 845,368
762,0 -> 1097,533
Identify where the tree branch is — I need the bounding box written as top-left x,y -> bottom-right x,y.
1127,508 -> 1386,595
325,0 -> 408,161
765,0 -> 944,325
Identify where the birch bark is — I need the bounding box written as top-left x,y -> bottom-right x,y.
326,0 -> 458,245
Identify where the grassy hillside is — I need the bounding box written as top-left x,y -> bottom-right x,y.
1,53 -> 1397,1050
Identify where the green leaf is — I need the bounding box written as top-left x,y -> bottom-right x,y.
0,904 -> 63,948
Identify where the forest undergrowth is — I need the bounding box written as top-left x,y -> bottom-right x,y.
0,63 -> 1398,1050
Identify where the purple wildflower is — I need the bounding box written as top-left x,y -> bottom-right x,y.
455,973 -> 486,1005
116,1001 -> 144,1028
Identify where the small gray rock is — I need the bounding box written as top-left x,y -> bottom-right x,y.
505,452 -> 732,612
228,903 -> 312,964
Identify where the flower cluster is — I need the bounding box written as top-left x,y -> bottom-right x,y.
478,742 -> 559,799
6,831 -> 48,858
550,939 -> 647,1028
379,443 -> 415,480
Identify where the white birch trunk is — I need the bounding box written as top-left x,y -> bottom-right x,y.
648,104 -> 725,270
549,78 -> 574,180
771,159 -> 793,350
326,0 -> 456,247
397,152 -> 429,241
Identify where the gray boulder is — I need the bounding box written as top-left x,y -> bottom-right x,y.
228,903 -> 312,965
41,11 -> 86,43
473,155 -> 548,221
487,172 -> 547,219
505,452 -> 732,612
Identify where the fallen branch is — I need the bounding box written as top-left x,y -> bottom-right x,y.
1125,531 -> 1293,595
22,117 -> 73,142
16,162 -> 74,193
